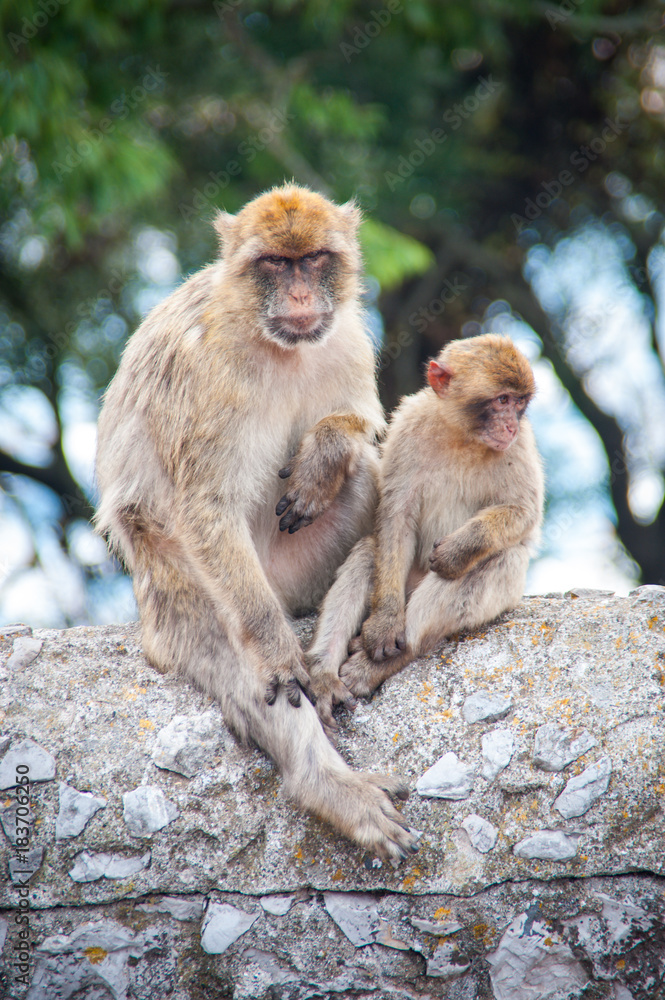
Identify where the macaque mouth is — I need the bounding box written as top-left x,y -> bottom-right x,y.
481,426 -> 518,451
268,311 -> 334,345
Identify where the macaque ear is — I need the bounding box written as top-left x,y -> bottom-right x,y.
213,210 -> 236,255
339,199 -> 362,233
427,360 -> 454,397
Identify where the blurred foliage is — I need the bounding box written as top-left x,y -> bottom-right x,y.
1,0 -> 665,623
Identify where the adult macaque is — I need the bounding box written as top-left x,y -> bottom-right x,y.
96,184 -> 418,861
308,334 -> 544,730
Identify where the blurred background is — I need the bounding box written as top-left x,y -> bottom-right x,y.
1,0 -> 664,628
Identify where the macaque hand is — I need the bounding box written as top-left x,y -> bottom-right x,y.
275,431 -> 349,533
264,632 -> 314,708
308,671 -> 357,744
360,609 -> 407,663
429,534 -> 479,580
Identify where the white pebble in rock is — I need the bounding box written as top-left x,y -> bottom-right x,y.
426,939 -> 471,980
201,901 -> 259,954
481,728 -> 514,781
487,911 -> 588,1000
513,830 -> 578,861
0,738 -> 56,789
532,723 -> 596,772
6,636 -> 43,670
136,895 -> 206,920
0,795 -> 34,845
260,894 -> 294,916
152,711 -> 219,778
461,814 -> 499,853
9,847 -> 43,883
462,691 -> 512,724
416,752 -> 474,800
323,892 -> 380,947
55,783 -> 107,840
69,849 -> 151,882
122,785 -> 179,837
553,756 -> 612,819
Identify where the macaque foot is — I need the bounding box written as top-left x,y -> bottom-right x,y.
340,650 -> 391,698
342,772 -> 419,863
302,769 -> 418,863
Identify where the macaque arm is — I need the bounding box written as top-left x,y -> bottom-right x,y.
360,484 -> 419,662
179,511 -> 310,705
430,502 -> 538,580
276,412 -> 377,532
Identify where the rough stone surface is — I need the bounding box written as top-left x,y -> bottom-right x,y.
1,590 -> 665,998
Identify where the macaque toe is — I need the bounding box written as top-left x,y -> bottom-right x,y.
278,465 -> 292,479
339,651 -> 380,698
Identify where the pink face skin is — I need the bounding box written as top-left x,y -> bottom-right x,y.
478,393 -> 529,451
255,251 -> 336,345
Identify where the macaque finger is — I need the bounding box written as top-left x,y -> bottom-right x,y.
265,678 -> 279,705
276,494 -> 293,516
278,465 -> 293,479
286,678 -> 302,707
288,515 -> 313,534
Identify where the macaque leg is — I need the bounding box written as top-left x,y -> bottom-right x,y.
341,546 -> 530,697
307,536 -> 375,736
134,541 -> 417,863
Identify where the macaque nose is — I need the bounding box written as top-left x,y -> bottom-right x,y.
289,280 -> 311,306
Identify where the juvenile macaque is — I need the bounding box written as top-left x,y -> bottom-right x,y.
308,333 -> 544,730
95,184 -> 419,861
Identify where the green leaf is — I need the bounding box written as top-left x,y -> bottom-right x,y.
360,218 -> 434,290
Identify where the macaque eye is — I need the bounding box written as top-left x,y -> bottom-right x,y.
497,394 -> 510,405
301,250 -> 329,262
261,255 -> 290,266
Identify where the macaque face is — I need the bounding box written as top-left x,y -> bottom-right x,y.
476,391 -> 530,451
253,250 -> 340,346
